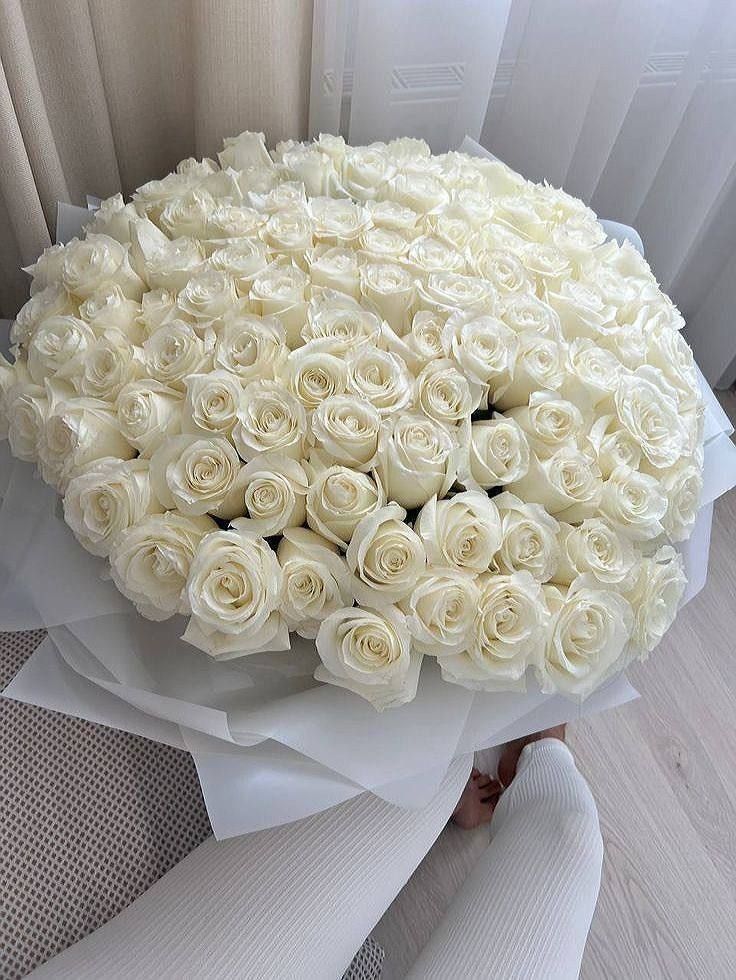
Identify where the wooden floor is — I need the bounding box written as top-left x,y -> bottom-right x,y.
372,390 -> 736,980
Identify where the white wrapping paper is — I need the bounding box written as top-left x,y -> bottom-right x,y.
2,178 -> 735,838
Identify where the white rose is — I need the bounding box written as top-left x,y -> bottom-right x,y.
249,262 -> 309,347
133,171 -> 201,218
416,491 -> 502,574
625,547 -> 686,655
366,199 -> 420,234
206,204 -> 265,241
588,415 -> 642,478
660,462 -> 702,542
402,569 -> 479,655
6,381 -> 48,461
462,416 -> 530,489
360,262 -> 416,335
346,347 -> 413,416
23,243 -> 67,294
551,213 -> 607,262
426,206 -> 474,250
159,189 -> 216,239
520,242 -> 572,291
644,316 -> 700,412
138,289 -> 179,337
38,398 -> 135,491
492,335 -> 566,411
388,172 -> 449,212
381,310 -> 446,373
599,465 -> 667,541
552,519 -> 636,586
406,236 -> 466,277
417,272 -> 496,316
309,197 -> 371,244
109,511 -> 216,620
282,341 -> 348,411
506,448 -> 602,522
79,284 -> 144,344
61,234 -> 144,301
277,527 -> 353,638
302,295 -> 381,352
218,130 -> 274,170
10,284 -> 76,350
614,366 -> 686,469
149,434 -> 244,518
442,312 -> 518,391
182,370 -> 242,438
438,571 -> 547,692
177,269 -> 239,322
306,246 -> 361,298
306,464 -> 384,547
63,457 -> 164,557
346,503 -> 426,607
237,453 -> 308,536
387,136 -> 431,165
500,293 -> 562,341
145,237 -> 206,292
262,207 -> 313,259
214,313 -> 287,384
143,320 -> 213,390
315,605 -> 421,710
504,391 -> 584,459
469,249 -> 532,296
451,186 -> 495,225
492,491 -> 560,582
540,576 -> 634,696
360,225 -> 411,261
86,193 -> 139,242
280,143 -> 337,197
208,241 -> 270,297
414,358 -> 479,425
546,280 -> 616,340
560,338 -> 623,409
60,328 -> 144,401
340,145 -> 396,200
183,527 -> 288,659
28,316 -> 97,384
233,380 -> 306,461
117,379 -> 184,457
377,413 -> 457,509
492,195 -> 547,240
311,394 -> 383,470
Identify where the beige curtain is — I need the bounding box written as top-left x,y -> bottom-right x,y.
0,0 -> 313,317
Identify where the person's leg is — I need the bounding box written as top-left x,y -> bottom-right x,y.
405,736 -> 603,980
31,755 -> 472,980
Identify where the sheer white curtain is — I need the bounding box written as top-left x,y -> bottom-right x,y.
309,0 -> 736,385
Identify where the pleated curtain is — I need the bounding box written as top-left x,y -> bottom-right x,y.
3,0 -> 736,384
0,0 -> 313,317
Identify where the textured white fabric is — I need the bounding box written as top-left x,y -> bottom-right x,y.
31,754 -> 472,979
405,739 -> 603,980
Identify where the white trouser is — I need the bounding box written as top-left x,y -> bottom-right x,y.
406,739 -> 603,980
31,755 -> 472,979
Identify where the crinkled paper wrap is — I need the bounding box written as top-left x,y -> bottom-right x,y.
2,144 -> 735,838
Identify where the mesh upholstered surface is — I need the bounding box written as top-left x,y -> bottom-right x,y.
1,631 -> 384,980
0,630 -> 212,979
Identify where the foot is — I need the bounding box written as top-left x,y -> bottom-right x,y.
451,768 -> 503,829
497,724 -> 567,789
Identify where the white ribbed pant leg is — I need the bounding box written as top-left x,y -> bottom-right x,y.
31,754 -> 472,980
405,739 -> 603,980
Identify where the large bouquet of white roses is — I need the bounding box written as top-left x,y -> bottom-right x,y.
1,131 -> 703,717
